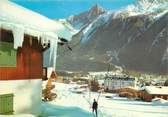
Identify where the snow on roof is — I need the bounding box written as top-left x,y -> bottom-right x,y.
0,0 -> 77,69
0,89 -> 13,95
145,86 -> 168,95
0,0 -> 75,41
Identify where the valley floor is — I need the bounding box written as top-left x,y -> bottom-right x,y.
41,82 -> 168,117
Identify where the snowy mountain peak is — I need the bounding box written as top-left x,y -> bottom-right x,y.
112,0 -> 168,19
137,0 -> 168,10
138,0 -> 168,4
89,4 -> 106,15
67,4 -> 106,30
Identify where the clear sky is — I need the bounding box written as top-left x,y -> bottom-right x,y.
12,0 -> 137,19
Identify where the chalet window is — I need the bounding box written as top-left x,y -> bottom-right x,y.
42,67 -> 48,80
0,29 -> 16,67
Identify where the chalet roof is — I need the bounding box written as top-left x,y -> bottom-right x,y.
0,0 -> 76,44
145,86 -> 168,95
0,0 -> 78,69
0,87 -> 13,95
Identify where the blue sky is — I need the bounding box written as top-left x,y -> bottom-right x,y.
12,0 -> 137,19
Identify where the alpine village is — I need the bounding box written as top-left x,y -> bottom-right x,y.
0,0 -> 168,117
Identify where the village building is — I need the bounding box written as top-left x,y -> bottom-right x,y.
116,86 -> 168,102
114,87 -> 140,98
141,86 -> 168,102
0,0 -> 75,115
104,75 -> 136,91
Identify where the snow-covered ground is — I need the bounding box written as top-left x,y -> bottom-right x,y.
41,82 -> 168,117
0,114 -> 36,117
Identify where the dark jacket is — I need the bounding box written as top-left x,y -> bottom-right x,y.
92,101 -> 98,109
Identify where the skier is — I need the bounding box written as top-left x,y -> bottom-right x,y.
92,99 -> 98,117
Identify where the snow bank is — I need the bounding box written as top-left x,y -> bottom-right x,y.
101,93 -> 117,98
0,80 -> 42,115
152,98 -> 168,106
0,114 -> 35,117
41,82 -> 93,117
41,103 -> 93,117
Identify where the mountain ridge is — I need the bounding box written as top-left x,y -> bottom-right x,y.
56,1 -> 168,74
67,4 -> 106,30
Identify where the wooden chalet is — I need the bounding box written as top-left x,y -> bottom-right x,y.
141,86 -> 168,102
0,1 -> 74,115
114,86 -> 168,102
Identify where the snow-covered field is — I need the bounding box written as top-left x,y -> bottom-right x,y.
41,82 -> 168,117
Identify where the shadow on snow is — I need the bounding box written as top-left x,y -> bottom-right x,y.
41,102 -> 93,117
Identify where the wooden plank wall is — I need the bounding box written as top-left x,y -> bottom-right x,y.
0,30 -> 43,80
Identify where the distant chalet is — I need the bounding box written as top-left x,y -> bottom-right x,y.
142,86 -> 168,102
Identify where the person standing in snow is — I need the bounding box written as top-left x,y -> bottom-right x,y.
92,99 -> 98,117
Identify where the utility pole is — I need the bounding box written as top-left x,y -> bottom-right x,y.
89,75 -> 91,105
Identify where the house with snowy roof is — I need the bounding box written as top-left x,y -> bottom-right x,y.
0,0 -> 75,115
141,86 -> 168,102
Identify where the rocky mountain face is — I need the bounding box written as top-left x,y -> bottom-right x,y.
56,0 -> 168,74
67,4 -> 106,30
